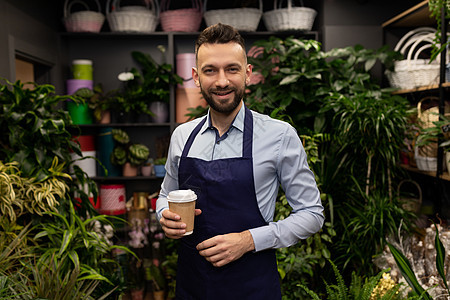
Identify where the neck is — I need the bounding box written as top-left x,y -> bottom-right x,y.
210,101 -> 243,136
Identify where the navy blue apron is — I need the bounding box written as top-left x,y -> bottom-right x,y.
175,106 -> 281,300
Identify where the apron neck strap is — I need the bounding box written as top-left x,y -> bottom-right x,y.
181,106 -> 254,159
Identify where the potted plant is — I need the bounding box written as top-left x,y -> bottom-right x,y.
415,113 -> 450,172
147,263 -> 166,300
153,157 -> 167,178
110,128 -> 150,176
140,158 -> 154,177
73,84 -> 119,124
117,46 -> 183,123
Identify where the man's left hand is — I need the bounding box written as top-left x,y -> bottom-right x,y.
196,230 -> 255,267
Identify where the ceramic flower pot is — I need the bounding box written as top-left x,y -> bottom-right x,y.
141,164 -> 153,176
153,164 -> 166,177
150,101 -> 169,123
123,162 -> 138,177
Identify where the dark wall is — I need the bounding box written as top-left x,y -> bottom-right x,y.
0,0 -> 62,89
320,0 -> 423,51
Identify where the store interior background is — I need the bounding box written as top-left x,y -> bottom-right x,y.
0,0 -> 424,88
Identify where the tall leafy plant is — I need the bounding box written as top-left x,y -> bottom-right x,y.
0,78 -> 100,217
33,201 -> 134,298
321,91 -> 412,198
245,37 -> 415,286
0,79 -> 79,180
246,37 -> 401,134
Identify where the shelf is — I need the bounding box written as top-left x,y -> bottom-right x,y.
90,176 -> 164,181
382,0 -> 435,28
60,30 -> 319,37
76,122 -> 170,128
400,164 -> 450,181
391,82 -> 450,95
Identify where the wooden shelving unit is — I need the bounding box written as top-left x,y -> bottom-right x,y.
400,164 -> 450,181
392,82 -> 450,95
382,0 -> 435,28
385,1 -> 450,216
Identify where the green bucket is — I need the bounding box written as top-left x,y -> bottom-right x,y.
67,101 -> 93,124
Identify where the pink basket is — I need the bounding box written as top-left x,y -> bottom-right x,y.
63,0 -> 105,33
160,0 -> 202,32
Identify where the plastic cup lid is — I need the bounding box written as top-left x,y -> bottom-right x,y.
167,189 -> 197,202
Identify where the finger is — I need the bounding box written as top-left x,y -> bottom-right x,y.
162,208 -> 181,221
160,215 -> 187,239
196,236 -> 219,251
195,208 -> 202,216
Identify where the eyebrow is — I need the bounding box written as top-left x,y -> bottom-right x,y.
201,63 -> 242,71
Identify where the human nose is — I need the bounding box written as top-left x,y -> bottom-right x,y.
215,70 -> 229,87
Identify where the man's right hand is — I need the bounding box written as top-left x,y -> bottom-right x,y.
159,208 -> 202,239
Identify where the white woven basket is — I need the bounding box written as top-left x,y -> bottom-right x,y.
414,146 -> 445,171
203,0 -> 262,32
386,27 -> 440,90
106,0 -> 159,33
263,0 -> 317,31
64,0 -> 105,33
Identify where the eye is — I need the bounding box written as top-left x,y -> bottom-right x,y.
202,67 -> 215,74
227,66 -> 240,73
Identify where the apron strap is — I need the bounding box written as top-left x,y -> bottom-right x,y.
243,106 -> 253,159
181,116 -> 207,158
181,106 -> 254,159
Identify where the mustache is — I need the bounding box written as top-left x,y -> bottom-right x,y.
209,87 -> 236,93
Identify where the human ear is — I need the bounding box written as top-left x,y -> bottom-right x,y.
245,64 -> 253,85
192,67 -> 200,87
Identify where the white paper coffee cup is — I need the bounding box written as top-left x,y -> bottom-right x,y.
167,189 -> 197,235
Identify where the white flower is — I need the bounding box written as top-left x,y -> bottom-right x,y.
118,72 -> 134,81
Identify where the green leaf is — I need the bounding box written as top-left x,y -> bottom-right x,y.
59,230 -> 73,257
388,243 -> 432,299
280,74 -> 300,85
433,221 -> 450,293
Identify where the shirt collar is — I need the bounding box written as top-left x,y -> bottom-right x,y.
200,102 -> 245,134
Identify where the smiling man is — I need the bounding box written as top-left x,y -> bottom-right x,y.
156,23 -> 324,299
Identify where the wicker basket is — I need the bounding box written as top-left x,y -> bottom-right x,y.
203,0 -> 263,32
397,180 -> 422,214
263,0 -> 317,31
64,0 -> 105,33
415,146 -> 441,171
386,27 -> 440,90
160,0 -> 202,32
106,0 -> 159,33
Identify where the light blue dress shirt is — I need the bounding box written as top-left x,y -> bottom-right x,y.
156,102 -> 324,252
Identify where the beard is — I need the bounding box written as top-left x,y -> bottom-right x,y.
200,84 -> 245,114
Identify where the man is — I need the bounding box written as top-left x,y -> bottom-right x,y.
156,23 -> 324,299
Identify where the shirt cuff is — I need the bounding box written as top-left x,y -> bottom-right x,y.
248,225 -> 275,252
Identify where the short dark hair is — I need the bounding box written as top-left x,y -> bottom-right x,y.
195,23 -> 246,59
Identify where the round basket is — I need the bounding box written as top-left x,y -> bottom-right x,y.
64,0 -> 105,33
263,0 -> 317,31
106,0 -> 159,33
160,0 -> 202,32
386,27 -> 440,90
203,0 -> 263,32
397,180 -> 422,214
